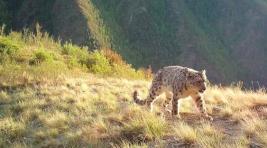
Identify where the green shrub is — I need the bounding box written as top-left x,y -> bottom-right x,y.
62,43 -> 89,66
87,51 -> 112,75
30,49 -> 53,65
0,29 -> 149,80
66,56 -> 80,68
62,43 -> 80,55
0,37 -> 21,63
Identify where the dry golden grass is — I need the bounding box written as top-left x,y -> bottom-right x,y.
173,121 -> 198,144
0,73 -> 267,147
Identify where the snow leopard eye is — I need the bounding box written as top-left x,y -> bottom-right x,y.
188,74 -> 194,79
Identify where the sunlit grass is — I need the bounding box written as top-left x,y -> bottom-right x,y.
0,76 -> 266,147
0,68 -> 267,147
174,121 -> 197,144
196,123 -> 225,148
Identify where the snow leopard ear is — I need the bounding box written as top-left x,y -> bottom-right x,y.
201,70 -> 207,80
202,70 -> 206,76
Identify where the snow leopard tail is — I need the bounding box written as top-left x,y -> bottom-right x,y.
133,90 -> 147,105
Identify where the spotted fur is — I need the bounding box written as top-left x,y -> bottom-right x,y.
133,66 -> 212,120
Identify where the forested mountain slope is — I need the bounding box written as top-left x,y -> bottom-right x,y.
1,0 -> 267,86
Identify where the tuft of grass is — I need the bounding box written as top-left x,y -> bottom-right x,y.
39,111 -> 70,130
173,121 -> 198,144
196,123 -> 225,148
242,117 -> 267,137
142,114 -> 167,139
81,118 -> 112,144
114,141 -> 147,148
0,91 -> 10,104
120,113 -> 166,143
0,117 -> 26,140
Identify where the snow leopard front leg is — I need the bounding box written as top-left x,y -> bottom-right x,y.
146,82 -> 164,112
162,91 -> 172,108
193,93 -> 213,121
171,92 -> 182,119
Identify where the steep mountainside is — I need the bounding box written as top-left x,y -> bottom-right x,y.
1,0 -> 267,86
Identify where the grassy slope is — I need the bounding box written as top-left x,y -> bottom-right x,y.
1,73 -> 267,147
0,28 -> 148,87
0,30 -> 267,147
